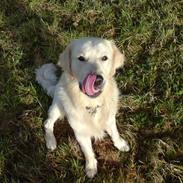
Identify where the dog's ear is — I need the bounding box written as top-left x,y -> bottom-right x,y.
111,41 -> 125,75
57,44 -> 72,74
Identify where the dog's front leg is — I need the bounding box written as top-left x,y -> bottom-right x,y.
106,116 -> 130,152
75,133 -> 97,178
44,103 -> 64,151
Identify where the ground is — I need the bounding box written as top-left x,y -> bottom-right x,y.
0,0 -> 183,182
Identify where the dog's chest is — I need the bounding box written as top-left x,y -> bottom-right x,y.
79,103 -> 108,138
85,105 -> 101,117
84,102 -> 110,125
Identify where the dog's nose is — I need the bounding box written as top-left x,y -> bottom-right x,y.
94,74 -> 104,89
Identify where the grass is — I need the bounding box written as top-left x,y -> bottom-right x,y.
0,0 -> 183,182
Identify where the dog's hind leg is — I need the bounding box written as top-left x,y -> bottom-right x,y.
44,103 -> 64,151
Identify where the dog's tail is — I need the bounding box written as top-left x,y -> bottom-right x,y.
36,63 -> 58,97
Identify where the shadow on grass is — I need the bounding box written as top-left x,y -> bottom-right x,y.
0,110 -> 46,182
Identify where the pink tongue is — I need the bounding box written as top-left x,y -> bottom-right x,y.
82,74 -> 100,96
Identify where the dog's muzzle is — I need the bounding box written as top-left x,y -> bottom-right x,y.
79,73 -> 105,98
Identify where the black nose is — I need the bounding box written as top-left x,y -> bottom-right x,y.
94,75 -> 104,89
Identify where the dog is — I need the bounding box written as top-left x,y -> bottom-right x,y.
36,37 -> 130,178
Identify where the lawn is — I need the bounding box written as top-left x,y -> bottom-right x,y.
0,0 -> 183,182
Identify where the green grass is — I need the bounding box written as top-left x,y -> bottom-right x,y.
0,0 -> 183,182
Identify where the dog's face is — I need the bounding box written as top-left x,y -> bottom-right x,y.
58,37 -> 125,97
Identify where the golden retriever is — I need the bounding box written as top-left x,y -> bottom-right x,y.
36,37 -> 130,178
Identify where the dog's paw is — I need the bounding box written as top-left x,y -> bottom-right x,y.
86,168 -> 97,178
45,135 -> 57,151
114,138 -> 130,152
86,159 -> 97,178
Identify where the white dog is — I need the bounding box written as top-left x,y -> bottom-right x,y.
36,37 -> 130,178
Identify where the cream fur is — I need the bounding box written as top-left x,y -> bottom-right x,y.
36,37 -> 130,178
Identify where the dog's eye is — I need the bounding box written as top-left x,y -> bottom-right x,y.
78,56 -> 86,62
101,56 -> 108,61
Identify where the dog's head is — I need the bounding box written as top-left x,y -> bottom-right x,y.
58,37 -> 125,98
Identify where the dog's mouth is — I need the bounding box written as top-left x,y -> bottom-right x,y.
79,73 -> 104,98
